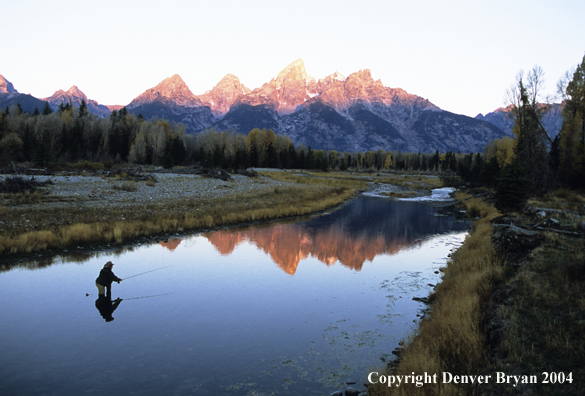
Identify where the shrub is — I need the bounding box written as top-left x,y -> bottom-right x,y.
113,181 -> 137,192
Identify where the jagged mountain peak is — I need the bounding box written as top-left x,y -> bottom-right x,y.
129,74 -> 202,109
17,84 -> 105,117
66,85 -> 84,96
347,69 -> 373,81
0,74 -> 18,94
162,74 -> 186,85
275,59 -> 309,86
154,74 -> 192,94
49,85 -> 88,102
44,85 -> 111,117
233,59 -> 319,114
198,74 -> 251,116
329,72 -> 345,81
213,74 -> 249,92
46,85 -> 89,104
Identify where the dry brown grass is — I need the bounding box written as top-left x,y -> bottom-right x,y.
534,188 -> 585,211
369,196 -> 503,396
1,190 -> 49,205
380,191 -> 418,198
259,170 -> 369,189
301,171 -> 444,190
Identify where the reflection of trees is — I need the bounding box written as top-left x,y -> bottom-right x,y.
205,197 -> 469,274
0,245 -> 135,273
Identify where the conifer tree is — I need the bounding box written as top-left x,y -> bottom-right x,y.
42,101 -> 52,115
78,99 -> 88,118
507,67 -> 556,195
558,55 -> 585,188
495,159 -> 530,213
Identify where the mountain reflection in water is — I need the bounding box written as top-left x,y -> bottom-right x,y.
200,197 -> 469,274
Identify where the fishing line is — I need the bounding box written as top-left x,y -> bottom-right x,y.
122,293 -> 173,300
123,265 -> 173,280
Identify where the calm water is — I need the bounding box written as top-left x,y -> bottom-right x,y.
0,195 -> 469,396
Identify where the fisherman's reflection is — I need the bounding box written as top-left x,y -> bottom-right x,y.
95,296 -> 123,322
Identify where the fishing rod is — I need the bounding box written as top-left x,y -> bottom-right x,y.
123,265 -> 173,280
122,293 -> 173,300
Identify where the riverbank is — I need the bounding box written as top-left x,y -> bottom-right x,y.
1,168 -> 449,267
0,168 -> 364,265
367,189 -> 585,396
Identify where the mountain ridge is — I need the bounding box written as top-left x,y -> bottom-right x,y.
2,61 -> 563,153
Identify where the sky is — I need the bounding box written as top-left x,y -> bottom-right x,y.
2,0 -> 584,117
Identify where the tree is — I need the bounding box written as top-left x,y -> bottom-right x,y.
0,133 -> 24,165
507,66 -> 556,195
558,55 -> 585,188
494,158 -> 530,213
78,99 -> 88,118
265,140 -> 278,168
42,101 -> 53,115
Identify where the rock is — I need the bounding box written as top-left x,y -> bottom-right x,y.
391,347 -> 402,356
345,387 -> 361,396
203,168 -> 231,181
412,296 -> 430,304
235,169 -> 258,178
578,222 -> 585,231
329,391 -> 343,396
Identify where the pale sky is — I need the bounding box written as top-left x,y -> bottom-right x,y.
3,0 -> 584,117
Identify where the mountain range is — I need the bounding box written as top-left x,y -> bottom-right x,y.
0,61 -> 564,153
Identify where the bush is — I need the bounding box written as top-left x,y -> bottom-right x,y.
113,181 -> 137,192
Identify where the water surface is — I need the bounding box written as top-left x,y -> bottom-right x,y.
0,195 -> 469,396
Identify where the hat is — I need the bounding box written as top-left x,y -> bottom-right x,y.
104,261 -> 114,268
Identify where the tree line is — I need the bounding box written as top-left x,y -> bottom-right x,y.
1,54 -> 583,200
452,55 -> 585,211
0,99 -> 491,173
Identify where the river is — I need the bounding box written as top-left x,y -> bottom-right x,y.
0,192 -> 469,396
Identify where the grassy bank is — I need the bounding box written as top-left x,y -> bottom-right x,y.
369,194 -> 505,396
0,178 -> 358,259
481,190 -> 585,395
368,189 -> 585,395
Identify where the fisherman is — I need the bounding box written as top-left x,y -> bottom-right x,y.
95,261 -> 123,298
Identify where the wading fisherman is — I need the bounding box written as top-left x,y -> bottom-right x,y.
95,261 -> 123,298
